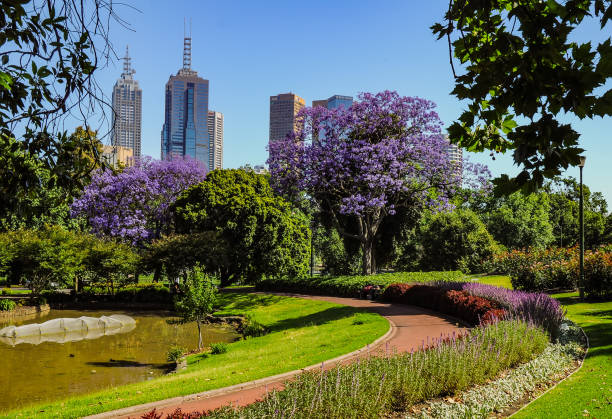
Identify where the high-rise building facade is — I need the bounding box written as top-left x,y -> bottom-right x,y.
207,110 -> 223,171
312,95 -> 353,110
102,145 -> 134,167
444,135 -> 463,183
269,93 -> 305,141
161,36 -> 210,167
112,47 -> 142,157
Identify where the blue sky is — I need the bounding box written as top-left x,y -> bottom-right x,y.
95,0 -> 611,206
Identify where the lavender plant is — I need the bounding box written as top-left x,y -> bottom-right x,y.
436,281 -> 565,339
194,320 -> 548,419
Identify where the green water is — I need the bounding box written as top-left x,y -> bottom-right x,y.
0,309 -> 239,412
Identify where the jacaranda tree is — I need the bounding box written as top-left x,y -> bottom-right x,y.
71,157 -> 207,246
268,91 -> 462,275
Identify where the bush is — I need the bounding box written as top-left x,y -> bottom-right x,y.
581,250 -> 612,298
489,247 -> 611,298
166,346 -> 185,363
0,299 -> 16,311
210,342 -> 229,355
419,209 -> 500,274
256,271 -> 464,298
382,284 -> 503,326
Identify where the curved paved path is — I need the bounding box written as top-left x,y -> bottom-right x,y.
89,292 -> 467,419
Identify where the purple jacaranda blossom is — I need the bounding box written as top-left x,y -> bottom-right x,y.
268,91 -> 471,274
71,156 -> 207,246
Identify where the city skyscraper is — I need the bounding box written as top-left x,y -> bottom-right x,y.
312,95 -> 353,110
161,34 -> 210,167
112,46 -> 142,158
269,93 -> 305,142
444,135 -> 464,184
208,110 -> 223,170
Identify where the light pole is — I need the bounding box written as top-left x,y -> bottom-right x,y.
578,156 -> 586,299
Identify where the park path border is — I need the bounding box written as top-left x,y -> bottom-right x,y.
85,292 -> 466,419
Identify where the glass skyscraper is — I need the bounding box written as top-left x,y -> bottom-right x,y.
161,36 -> 210,168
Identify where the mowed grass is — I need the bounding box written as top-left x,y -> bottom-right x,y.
5,292 -> 389,419
474,275 -> 612,418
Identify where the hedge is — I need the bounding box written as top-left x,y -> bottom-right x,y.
255,271 -> 465,297
382,283 -> 505,326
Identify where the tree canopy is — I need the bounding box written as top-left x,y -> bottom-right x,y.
268,91 -> 463,274
174,169 -> 311,286
432,0 -> 612,193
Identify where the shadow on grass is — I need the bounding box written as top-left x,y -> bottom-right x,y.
266,306 -> 364,332
215,293 -> 284,313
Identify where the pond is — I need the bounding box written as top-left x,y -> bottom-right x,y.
0,309 -> 240,412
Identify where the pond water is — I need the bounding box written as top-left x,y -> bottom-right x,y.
0,309 -> 240,412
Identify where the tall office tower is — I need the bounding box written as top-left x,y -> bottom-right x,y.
269,93 -> 305,141
312,95 -> 353,110
112,46 -> 142,157
444,135 -> 464,183
161,35 -> 210,167
207,110 -> 223,170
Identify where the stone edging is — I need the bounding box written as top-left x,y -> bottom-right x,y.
84,316 -> 396,419
509,323 -> 590,417
0,304 -> 50,320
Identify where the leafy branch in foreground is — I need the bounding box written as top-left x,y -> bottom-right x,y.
432,0 -> 612,194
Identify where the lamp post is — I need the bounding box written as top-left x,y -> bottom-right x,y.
578,156 -> 586,299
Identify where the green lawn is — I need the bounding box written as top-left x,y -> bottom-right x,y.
473,276 -> 612,418
5,292 -> 389,419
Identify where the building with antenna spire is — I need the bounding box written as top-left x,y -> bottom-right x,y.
111,46 -> 142,161
161,28 -> 219,170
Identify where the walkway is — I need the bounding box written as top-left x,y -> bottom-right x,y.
88,292 -> 467,419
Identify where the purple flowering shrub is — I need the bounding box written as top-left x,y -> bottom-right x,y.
435,281 -> 565,339
71,157 -> 207,245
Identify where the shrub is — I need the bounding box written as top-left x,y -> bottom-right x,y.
490,247 -> 611,298
210,342 -> 229,355
419,209 -> 500,274
256,271 -> 464,298
382,284 -> 503,326
0,299 -> 16,311
581,250 -> 612,298
166,346 -> 185,363
439,281 -> 566,339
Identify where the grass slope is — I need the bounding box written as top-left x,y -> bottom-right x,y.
474,276 -> 611,418
5,292 -> 389,419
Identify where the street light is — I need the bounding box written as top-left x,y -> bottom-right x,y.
578,156 -> 586,299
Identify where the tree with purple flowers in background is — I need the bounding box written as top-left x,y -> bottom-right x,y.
71,157 -> 207,246
268,91 -> 463,275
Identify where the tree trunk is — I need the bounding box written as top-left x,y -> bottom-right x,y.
153,266 -> 161,283
361,238 -> 374,275
197,320 -> 202,351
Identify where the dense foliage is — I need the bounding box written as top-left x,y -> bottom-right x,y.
383,283 -> 505,326
269,91 -> 463,274
71,157 -> 207,245
256,271 -> 465,297
432,0 -> 612,193
174,170 -> 310,285
0,227 -> 139,295
419,209 -> 499,273
488,247 -> 612,298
